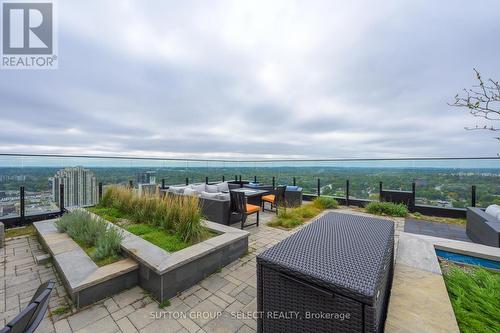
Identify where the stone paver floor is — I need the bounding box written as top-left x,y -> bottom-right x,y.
0,207 -> 404,333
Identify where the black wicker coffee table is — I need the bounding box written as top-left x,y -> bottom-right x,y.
257,212 -> 394,333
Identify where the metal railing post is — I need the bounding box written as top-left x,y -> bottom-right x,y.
222,175 -> 225,182
272,176 -> 275,188
471,185 -> 476,207
206,176 -> 209,184
161,179 -> 165,189
98,182 -> 103,201
254,176 -> 257,183
317,178 -> 321,196
185,178 -> 189,185
379,181 -> 383,201
346,180 -> 350,206
129,180 -> 133,188
411,182 -> 416,212
293,177 -> 296,186
20,186 -> 25,222
59,184 -> 65,214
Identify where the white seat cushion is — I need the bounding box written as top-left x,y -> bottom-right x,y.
485,204 -> 500,220
216,181 -> 230,192
200,191 -> 220,199
190,184 -> 206,193
183,188 -> 199,197
206,184 -> 219,193
168,186 -> 188,194
217,193 -> 230,201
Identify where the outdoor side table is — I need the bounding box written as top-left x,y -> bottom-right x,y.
257,212 -> 394,333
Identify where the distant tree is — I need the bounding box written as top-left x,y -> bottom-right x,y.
450,69 -> 500,141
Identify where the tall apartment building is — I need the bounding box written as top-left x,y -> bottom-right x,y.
136,171 -> 156,186
50,167 -> 98,207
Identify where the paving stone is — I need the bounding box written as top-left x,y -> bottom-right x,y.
234,291 -> 253,306
189,299 -> 223,327
37,318 -> 56,333
214,291 -> 236,305
219,282 -> 237,295
202,312 -> 244,333
111,305 -> 135,321
126,302 -> 158,329
200,275 -> 229,293
116,317 -> 138,333
141,316 -> 183,333
103,297 -> 120,313
225,300 -> 245,314
177,316 -> 202,332
183,294 -> 202,308
54,319 -> 72,333
112,286 -> 145,308
242,298 -> 257,313
242,286 -> 256,297
132,296 -> 153,309
193,287 -> 212,300
75,315 -> 119,333
237,324 -> 256,333
228,283 -> 247,298
207,294 -> 229,309
67,305 -> 108,331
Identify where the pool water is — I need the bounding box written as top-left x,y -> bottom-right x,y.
436,249 -> 500,270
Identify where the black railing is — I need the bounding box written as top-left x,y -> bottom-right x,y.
0,174 -> 485,227
1,154 -> 498,227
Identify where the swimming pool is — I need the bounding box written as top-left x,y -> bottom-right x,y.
436,249 -> 500,270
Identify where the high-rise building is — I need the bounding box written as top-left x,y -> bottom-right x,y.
50,167 -> 98,207
136,171 -> 156,186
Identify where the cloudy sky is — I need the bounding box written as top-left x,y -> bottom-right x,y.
1,0 -> 499,159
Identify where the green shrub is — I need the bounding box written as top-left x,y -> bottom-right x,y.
56,210 -> 123,264
94,227 -> 123,261
365,202 -> 408,217
313,196 -> 339,209
442,264 -> 500,333
98,186 -> 206,244
56,210 -> 107,246
269,204 -> 323,229
176,195 -> 206,243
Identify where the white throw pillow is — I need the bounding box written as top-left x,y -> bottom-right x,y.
183,188 -> 199,197
206,184 -> 219,193
217,193 -> 230,201
190,184 -> 206,193
200,191 -> 219,199
168,186 -> 187,194
485,204 -> 500,220
216,181 -> 230,192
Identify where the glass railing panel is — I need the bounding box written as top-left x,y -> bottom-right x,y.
0,155 -> 498,214
0,156 -> 25,216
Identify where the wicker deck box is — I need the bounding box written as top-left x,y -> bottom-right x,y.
257,212 -> 394,333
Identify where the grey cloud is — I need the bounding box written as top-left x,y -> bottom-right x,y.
0,0 -> 499,159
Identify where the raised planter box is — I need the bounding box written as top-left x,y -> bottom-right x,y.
34,220 -> 138,308
36,211 -> 250,305
83,209 -> 250,303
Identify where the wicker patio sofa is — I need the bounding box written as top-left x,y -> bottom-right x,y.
466,206 -> 500,247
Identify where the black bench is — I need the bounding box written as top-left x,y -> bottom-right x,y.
0,281 -> 55,333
